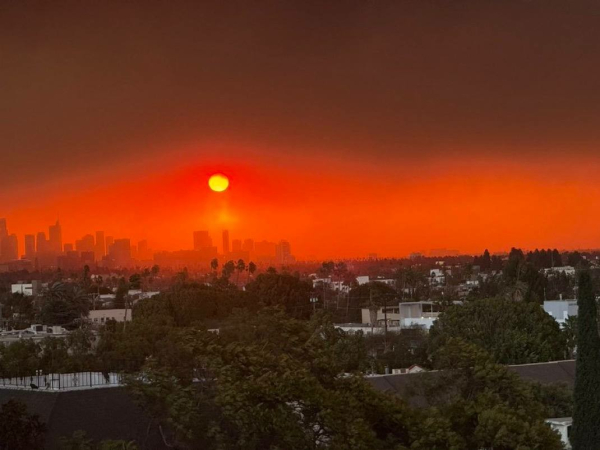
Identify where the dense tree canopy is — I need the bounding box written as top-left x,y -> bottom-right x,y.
429,298 -> 567,364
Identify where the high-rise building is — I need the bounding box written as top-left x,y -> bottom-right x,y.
110,239 -> 131,267
36,232 -> 48,254
95,231 -> 106,259
24,234 -> 36,260
48,220 -> 62,253
105,236 -> 114,255
1,234 -> 18,261
222,230 -> 230,254
63,243 -> 74,252
138,240 -> 151,260
232,239 -> 242,252
242,239 -> 254,252
0,219 -> 7,240
0,219 -> 8,260
193,231 -> 212,250
276,240 -> 292,263
76,234 -> 95,253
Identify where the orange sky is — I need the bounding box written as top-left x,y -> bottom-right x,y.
3,140 -> 600,259
3,1 -> 600,259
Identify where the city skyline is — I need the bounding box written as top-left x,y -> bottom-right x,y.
3,1 -> 600,259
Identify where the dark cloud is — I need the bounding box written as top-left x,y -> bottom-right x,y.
2,0 -> 600,188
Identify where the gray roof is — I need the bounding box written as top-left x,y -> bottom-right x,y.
0,387 -> 167,450
367,360 -> 576,405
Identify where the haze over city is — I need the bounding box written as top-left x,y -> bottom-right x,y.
3,0 -> 600,259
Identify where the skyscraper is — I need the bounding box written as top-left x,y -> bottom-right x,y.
95,231 -> 106,259
0,234 -> 18,261
24,234 -> 36,260
193,231 -> 212,250
110,239 -> 131,267
36,232 -> 48,254
242,239 -> 254,252
0,219 -> 7,240
276,240 -> 292,263
222,230 -> 230,255
76,234 -> 95,253
49,220 -> 63,253
105,236 -> 114,255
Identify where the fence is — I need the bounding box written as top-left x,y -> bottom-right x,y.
0,371 -> 124,391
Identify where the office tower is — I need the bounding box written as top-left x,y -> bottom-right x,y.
242,239 -> 254,252
276,240 -> 292,263
48,220 -> 63,253
95,231 -> 105,259
105,236 -> 114,256
24,234 -> 36,259
63,243 -> 74,252
1,234 -> 18,261
36,232 -> 48,254
255,240 -> 277,259
193,231 -> 212,250
76,234 -> 95,253
222,230 -> 230,254
0,219 -> 7,240
110,239 -> 131,267
138,240 -> 150,260
0,219 -> 8,260
232,239 -> 242,252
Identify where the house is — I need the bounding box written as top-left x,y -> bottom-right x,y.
544,266 -> 576,277
367,360 -> 576,449
429,269 -> 445,285
11,281 -> 42,296
546,418 -> 572,449
361,301 -> 458,331
398,301 -> 451,330
392,365 -> 425,375
88,309 -> 131,324
0,384 -> 167,449
544,299 -> 578,327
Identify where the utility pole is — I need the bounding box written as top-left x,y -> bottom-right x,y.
383,293 -> 388,353
310,297 -> 318,314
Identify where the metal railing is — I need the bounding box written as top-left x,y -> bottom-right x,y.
0,372 -> 124,391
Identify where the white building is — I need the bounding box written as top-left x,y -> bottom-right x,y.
356,276 -> 395,287
544,300 -> 578,327
88,309 -> 131,324
398,302 -> 445,330
0,324 -> 69,344
11,281 -> 41,296
360,301 -> 457,331
429,269 -> 445,285
544,266 -> 576,277
546,418 -> 571,449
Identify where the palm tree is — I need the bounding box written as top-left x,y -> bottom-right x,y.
248,261 -> 257,283
235,259 -> 246,286
210,258 -> 219,275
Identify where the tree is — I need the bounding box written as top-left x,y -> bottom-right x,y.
245,272 -> 314,319
127,310 -> 416,450
210,258 -> 219,273
410,339 -> 564,449
247,261 -> 257,282
429,298 -> 566,364
0,399 -> 46,450
59,431 -> 139,450
222,260 -> 235,279
572,270 -> 600,449
235,259 -> 246,286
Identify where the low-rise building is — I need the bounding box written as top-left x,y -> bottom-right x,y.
544,299 -> 578,327
11,281 -> 42,296
88,309 -> 131,324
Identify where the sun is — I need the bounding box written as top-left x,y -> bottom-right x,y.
208,173 -> 229,192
